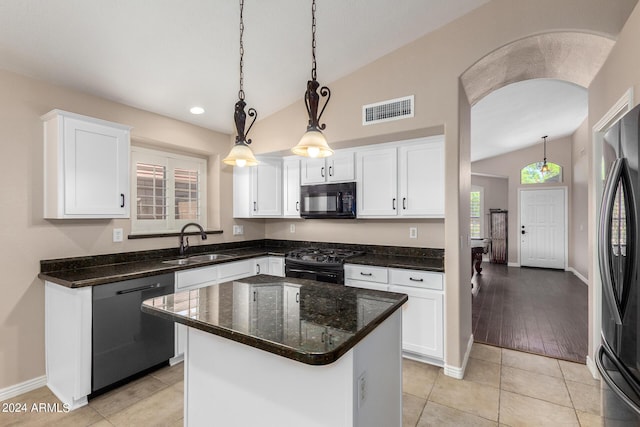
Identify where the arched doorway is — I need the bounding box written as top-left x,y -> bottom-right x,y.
460,31 -> 615,363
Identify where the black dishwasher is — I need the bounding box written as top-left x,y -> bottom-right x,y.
92,273 -> 175,393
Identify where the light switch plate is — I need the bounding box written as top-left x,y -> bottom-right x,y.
290,224 -> 295,233
233,225 -> 244,236
112,228 -> 123,242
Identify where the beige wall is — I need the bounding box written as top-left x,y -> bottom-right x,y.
570,119 -> 589,279
588,2 -> 640,364
0,68 -> 266,390
472,136 -> 573,265
471,174 -> 509,239
250,0 -> 636,369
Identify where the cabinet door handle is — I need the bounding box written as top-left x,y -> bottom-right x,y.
256,264 -> 261,274
253,291 -> 257,302
253,201 -> 257,211
392,198 -> 396,210
409,277 -> 424,282
403,197 -> 407,210
360,272 -> 373,276
120,193 -> 125,208
321,166 -> 325,178
321,331 -> 326,343
296,292 -> 299,303
296,201 -> 299,211
329,165 -> 333,176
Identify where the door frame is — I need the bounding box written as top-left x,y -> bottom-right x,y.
517,186 -> 569,270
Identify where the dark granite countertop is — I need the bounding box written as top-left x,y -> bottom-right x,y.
39,239 -> 444,288
39,246 -> 286,288
345,254 -> 444,272
141,274 -> 407,365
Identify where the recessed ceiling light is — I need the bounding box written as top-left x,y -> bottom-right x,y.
190,106 -> 205,115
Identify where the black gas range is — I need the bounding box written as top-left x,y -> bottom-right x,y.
284,247 -> 363,285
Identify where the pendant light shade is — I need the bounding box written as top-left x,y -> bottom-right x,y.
223,140 -> 258,167
540,135 -> 549,173
223,0 -> 259,168
293,0 -> 333,158
292,129 -> 333,158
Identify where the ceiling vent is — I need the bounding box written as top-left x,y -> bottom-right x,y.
362,95 -> 414,126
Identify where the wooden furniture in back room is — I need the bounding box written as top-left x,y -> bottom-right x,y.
490,209 -> 508,264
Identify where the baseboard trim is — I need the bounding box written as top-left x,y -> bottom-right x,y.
568,267 -> 589,285
586,355 -> 600,380
507,262 -> 520,267
444,334 -> 474,379
0,375 -> 47,402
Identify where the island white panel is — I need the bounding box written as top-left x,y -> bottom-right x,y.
184,310 -> 402,427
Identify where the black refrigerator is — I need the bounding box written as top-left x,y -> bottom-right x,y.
597,103 -> 640,425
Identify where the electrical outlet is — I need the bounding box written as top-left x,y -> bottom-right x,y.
290,224 -> 296,233
358,372 -> 367,408
409,227 -> 418,239
112,228 -> 123,242
233,225 -> 244,236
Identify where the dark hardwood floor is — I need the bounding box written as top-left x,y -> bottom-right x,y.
471,263 -> 588,363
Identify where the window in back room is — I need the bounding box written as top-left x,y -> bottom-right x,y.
470,186 -> 484,238
131,146 -> 207,234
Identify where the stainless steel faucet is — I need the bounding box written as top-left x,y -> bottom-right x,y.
179,223 -> 208,256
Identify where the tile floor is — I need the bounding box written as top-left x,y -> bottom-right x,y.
1,343 -> 602,426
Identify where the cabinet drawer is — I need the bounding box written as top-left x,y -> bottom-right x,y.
176,265 -> 218,290
344,264 -> 388,284
389,268 -> 443,290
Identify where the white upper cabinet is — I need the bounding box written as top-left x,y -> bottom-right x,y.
233,157 -> 282,218
300,151 -> 355,184
357,137 -> 444,218
282,157 -> 301,218
356,147 -> 398,217
42,109 -> 131,219
398,141 -> 445,217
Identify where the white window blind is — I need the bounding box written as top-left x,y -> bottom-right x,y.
131,147 -> 207,233
470,186 -> 484,238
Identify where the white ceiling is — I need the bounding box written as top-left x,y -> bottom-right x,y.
0,0 -> 489,134
0,1 -> 591,160
471,79 -> 588,162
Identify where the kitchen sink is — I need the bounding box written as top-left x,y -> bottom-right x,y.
162,253 -> 234,265
188,253 -> 233,262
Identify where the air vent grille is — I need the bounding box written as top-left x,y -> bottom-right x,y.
362,95 -> 414,125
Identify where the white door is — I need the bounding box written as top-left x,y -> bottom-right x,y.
520,188 -> 566,269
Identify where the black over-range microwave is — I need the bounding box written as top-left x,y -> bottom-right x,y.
300,182 -> 356,219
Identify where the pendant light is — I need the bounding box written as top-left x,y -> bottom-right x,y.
540,135 -> 549,173
223,0 -> 259,167
291,0 -> 333,158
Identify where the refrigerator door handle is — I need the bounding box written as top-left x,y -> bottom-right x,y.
599,158 -> 636,325
596,343 -> 640,416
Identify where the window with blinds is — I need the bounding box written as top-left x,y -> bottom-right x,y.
470,187 -> 483,238
131,147 -> 207,233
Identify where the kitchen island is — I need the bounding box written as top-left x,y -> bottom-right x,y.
142,275 -> 407,427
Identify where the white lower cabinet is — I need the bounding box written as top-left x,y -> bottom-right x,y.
345,264 -> 444,365
174,256 -> 284,361
388,284 -> 443,361
174,265 -> 218,361
253,256 -> 285,277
